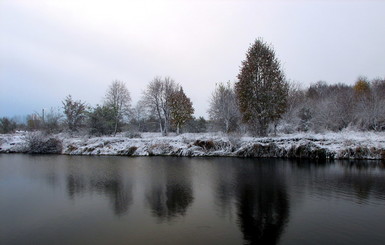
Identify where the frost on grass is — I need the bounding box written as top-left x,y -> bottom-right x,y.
1,131 -> 385,159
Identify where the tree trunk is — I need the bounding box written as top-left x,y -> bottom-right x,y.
274,123 -> 277,136
113,118 -> 118,136
225,119 -> 230,133
163,118 -> 168,136
156,107 -> 163,134
159,120 -> 163,134
176,123 -> 180,135
163,109 -> 169,136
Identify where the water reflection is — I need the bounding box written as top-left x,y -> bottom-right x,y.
65,158 -> 133,216
290,160 -> 385,204
90,177 -> 132,215
236,162 -> 289,245
3,155 -> 385,245
214,160 -> 236,217
66,173 -> 86,198
145,158 -> 194,222
213,159 -> 289,245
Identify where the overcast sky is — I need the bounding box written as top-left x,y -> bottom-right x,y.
1,0 -> 385,118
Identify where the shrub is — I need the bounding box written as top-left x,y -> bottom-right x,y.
25,132 -> 63,154
0,117 -> 17,134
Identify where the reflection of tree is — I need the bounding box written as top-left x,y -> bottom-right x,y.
67,174 -> 86,198
336,163 -> 385,203
147,185 -> 167,218
294,160 -> 385,203
146,159 -> 194,221
212,159 -> 290,244
235,163 -> 289,245
91,178 -> 132,216
214,159 -> 236,217
165,183 -> 193,217
65,162 -> 133,216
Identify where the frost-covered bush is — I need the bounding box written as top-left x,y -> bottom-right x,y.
124,131 -> 142,138
25,132 -> 63,154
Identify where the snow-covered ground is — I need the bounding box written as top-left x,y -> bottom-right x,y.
1,131 -> 385,159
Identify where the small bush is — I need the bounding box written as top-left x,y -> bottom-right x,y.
124,131 -> 142,138
25,132 -> 63,154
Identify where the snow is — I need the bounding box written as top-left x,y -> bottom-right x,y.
1,131 -> 385,159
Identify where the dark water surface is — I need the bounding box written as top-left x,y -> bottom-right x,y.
1,155 -> 385,245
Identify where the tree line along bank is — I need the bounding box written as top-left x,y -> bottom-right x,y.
1,39 -> 385,136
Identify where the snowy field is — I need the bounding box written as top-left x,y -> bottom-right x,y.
1,131 -> 385,160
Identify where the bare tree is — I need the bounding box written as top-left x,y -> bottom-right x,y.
280,82 -> 306,133
160,77 -> 178,135
208,81 -> 240,133
353,78 -> 385,131
129,100 -> 148,132
27,113 -> 43,131
142,76 -> 178,135
104,80 -> 132,136
43,107 -> 63,133
143,77 -> 164,133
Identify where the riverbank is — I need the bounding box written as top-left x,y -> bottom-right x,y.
1,131 -> 385,159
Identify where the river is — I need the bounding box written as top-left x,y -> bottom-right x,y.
1,155 -> 385,244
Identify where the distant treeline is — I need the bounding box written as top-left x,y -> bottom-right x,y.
1,39 -> 384,136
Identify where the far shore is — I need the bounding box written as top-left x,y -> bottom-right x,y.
1,131 -> 385,160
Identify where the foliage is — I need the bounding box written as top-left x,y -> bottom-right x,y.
88,105 -> 116,136
235,38 -> 289,136
169,87 -> 194,134
353,77 -> 370,96
0,117 -> 17,134
62,95 -> 87,132
353,79 -> 385,131
184,116 -> 208,133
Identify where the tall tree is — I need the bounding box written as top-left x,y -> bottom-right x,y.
104,80 -> 131,136
208,81 -> 240,133
169,87 -> 194,134
143,76 -> 178,135
235,38 -> 288,136
143,77 -> 164,133
62,95 -> 87,132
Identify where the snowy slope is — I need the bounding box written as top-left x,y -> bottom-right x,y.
1,131 -> 385,159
